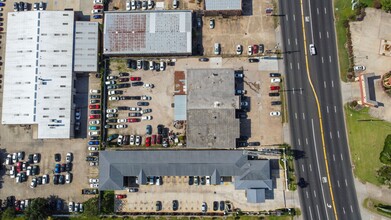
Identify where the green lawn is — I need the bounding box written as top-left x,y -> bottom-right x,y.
345,106 -> 391,185
334,0 -> 357,81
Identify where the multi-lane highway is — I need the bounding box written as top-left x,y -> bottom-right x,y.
279,0 -> 361,219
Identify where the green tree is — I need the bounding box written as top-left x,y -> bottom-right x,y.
25,198 -> 50,220
83,197 -> 99,217
380,135 -> 391,165
101,191 -> 114,214
377,166 -> 391,187
381,0 -> 391,11
1,207 -> 16,220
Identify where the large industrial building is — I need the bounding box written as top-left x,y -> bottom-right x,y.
103,11 -> 192,56
185,69 -> 240,149
1,11 -> 98,139
204,0 -> 242,16
99,150 -> 274,203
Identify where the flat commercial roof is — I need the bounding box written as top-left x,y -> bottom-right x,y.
174,95 -> 186,121
103,11 -> 192,56
2,11 -> 75,139
205,0 -> 242,10
186,69 -> 240,148
187,69 -> 239,109
99,150 -> 273,203
74,21 -> 99,72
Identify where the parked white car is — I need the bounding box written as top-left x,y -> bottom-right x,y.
88,146 -> 99,151
135,135 -> 141,146
143,83 -> 154,88
109,96 -> 120,101
116,124 -> 128,129
89,89 -> 100,94
271,78 -> 281,83
142,116 -> 152,120
270,111 -> 281,116
117,118 -> 127,123
89,120 -> 100,125
91,9 -> 103,14
142,95 -> 152,100
106,108 -> 118,113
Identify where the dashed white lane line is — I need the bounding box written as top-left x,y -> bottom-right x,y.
321,57 -> 324,63
295,38 -> 298,45
306,138 -> 309,145
331,81 -> 334,87
302,164 -> 305,172
337,130 -> 340,138
334,106 -> 337,112
351,205 -> 354,213
341,154 -> 344,161
309,164 -> 312,172
326,106 -> 329,113
337,180 -> 340,187
327,31 -> 329,38
313,190 -> 317,198
319,31 -> 322,39
333,154 -> 335,161
329,132 -> 333,139
324,81 -> 326,88
288,38 -> 291,45
324,7 -> 327,14
317,8 -> 319,14
329,56 -> 332,63
343,207 -> 346,214
297,62 -> 300,70
302,113 -> 306,120
345,179 -> 348,186
295,112 -> 298,119
293,14 -> 296,21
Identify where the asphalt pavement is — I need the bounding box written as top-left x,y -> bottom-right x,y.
279,0 -> 361,219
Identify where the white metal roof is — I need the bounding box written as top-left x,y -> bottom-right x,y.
74,21 -> 99,72
205,0 -> 242,11
2,11 -> 75,139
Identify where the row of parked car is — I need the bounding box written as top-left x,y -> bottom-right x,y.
214,43 -> 265,56
269,73 -> 282,117
13,1 -> 45,12
126,0 -> 154,10
127,59 -> 169,71
91,0 -> 103,19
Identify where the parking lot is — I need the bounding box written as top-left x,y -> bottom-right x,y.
202,0 -> 277,57
114,164 -> 285,213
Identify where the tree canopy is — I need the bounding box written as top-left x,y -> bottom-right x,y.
25,198 -> 50,220
381,0 -> 391,11
380,135 -> 391,165
83,197 -> 99,217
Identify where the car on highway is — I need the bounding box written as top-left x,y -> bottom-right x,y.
309,44 -> 316,55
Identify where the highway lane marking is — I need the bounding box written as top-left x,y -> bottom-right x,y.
329,132 -> 333,139
321,57 -> 324,63
341,154 -> 344,161
337,131 -> 340,138
286,15 -> 289,21
333,154 -> 335,161
319,31 -> 322,39
293,14 -> 296,21
306,138 -> 309,145
324,7 -> 327,14
301,0 -> 337,218
298,62 -> 300,70
317,8 -> 319,14
332,81 -> 334,87
329,56 -> 332,63
295,112 -> 298,119
290,62 -> 293,69
343,207 -> 346,214
295,38 -> 298,45
350,205 -> 353,213
317,205 -> 321,218
314,190 -> 317,198
288,38 -> 291,45
293,87 -> 295,94
302,164 -> 305,172
327,31 -> 329,38
311,119 -> 330,220
303,113 -> 306,120
306,191 -> 310,198
324,81 -> 327,88
309,206 -> 314,220
334,106 -> 337,112
337,180 -> 340,187
345,179 -> 348,186
298,138 -> 301,145
300,89 -> 303,95
309,164 -> 312,171
326,106 -> 329,113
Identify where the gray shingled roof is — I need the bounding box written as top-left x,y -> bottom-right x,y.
99,150 -> 272,192
247,189 -> 266,203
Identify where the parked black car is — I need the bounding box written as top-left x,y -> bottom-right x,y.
248,142 -> 261,146
117,106 -> 130,110
31,165 -> 39,176
90,95 -> 101,99
269,73 -> 281,77
59,175 -> 65,185
237,141 -> 248,148
172,200 -> 179,211
188,176 -> 194,185
28,154 -> 34,164
219,201 -> 225,211
128,112 -> 142,117
121,96 -> 141,100
131,82 -> 143,86
119,72 -> 129,77
106,119 -> 117,123
65,162 -> 72,172
53,175 -> 59,185
271,101 -> 282,105
154,62 -> 160,71
213,201 -> 218,211
137,102 -> 149,106
198,57 -> 209,62
269,92 -> 280,97
157,125 -> 164,134
54,154 -> 61,162
127,60 -> 137,69
60,164 -> 66,172
117,83 -> 131,88
249,58 -> 260,63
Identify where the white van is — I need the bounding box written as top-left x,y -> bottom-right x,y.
309,44 -> 316,55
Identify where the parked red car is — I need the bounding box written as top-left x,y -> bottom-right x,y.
157,135 -> 162,144
16,162 -> 22,173
119,78 -> 129,82
270,86 -> 280,91
116,194 -> 127,199
93,4 -> 103,9
127,118 -> 140,123
145,137 -> 151,147
252,45 -> 259,54
89,104 -> 100,109
89,115 -> 100,119
130,77 -> 141,81
151,135 -> 156,145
